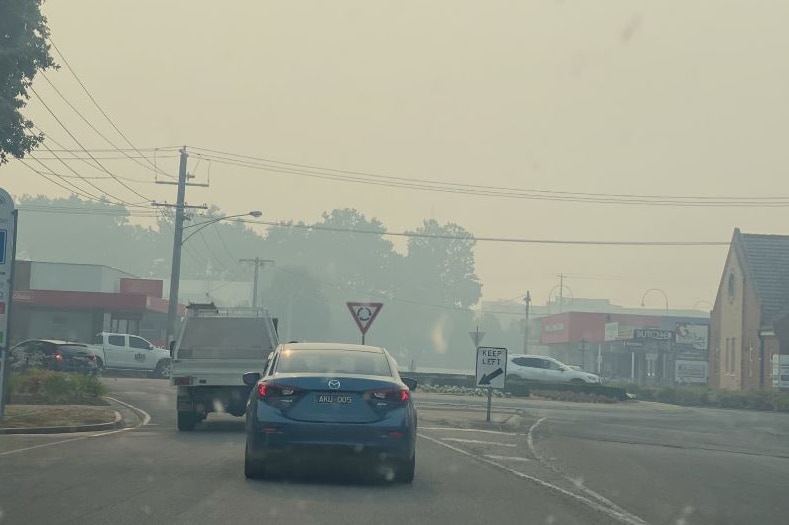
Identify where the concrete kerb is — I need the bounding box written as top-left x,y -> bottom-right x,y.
0,410 -> 123,435
418,404 -> 530,433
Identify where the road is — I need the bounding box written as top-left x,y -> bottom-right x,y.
0,380 -> 786,524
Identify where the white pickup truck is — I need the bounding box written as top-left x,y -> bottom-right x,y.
171,304 -> 279,431
89,332 -> 172,378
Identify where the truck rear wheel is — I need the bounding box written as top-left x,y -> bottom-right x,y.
177,411 -> 197,432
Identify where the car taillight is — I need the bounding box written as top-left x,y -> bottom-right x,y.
366,388 -> 410,403
257,383 -> 301,398
54,351 -> 64,361
173,376 -> 193,386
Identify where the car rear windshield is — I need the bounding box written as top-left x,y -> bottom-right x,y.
276,349 -> 392,377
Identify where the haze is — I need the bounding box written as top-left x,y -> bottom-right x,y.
4,0 -> 789,309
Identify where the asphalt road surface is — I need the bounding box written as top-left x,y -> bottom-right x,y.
0,379 -> 786,525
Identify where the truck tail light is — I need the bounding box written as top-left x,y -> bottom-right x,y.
173,376 -> 193,386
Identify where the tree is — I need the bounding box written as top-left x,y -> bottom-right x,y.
403,219 -> 482,308
0,0 -> 56,164
261,266 -> 331,342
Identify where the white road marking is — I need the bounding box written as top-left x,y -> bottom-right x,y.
420,426 -> 518,436
442,437 -> 516,447
0,397 -> 151,458
483,454 -> 531,462
526,417 -> 650,524
419,433 -> 649,525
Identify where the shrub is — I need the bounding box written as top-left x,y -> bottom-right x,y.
8,369 -> 107,404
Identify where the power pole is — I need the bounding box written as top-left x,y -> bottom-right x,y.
239,257 -> 275,307
154,147 -> 208,346
523,292 -> 530,352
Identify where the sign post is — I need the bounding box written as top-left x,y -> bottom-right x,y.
475,346 -> 507,422
346,302 -> 383,344
0,188 -> 17,422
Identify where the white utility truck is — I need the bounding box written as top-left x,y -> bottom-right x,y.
89,332 -> 171,378
170,303 -> 279,431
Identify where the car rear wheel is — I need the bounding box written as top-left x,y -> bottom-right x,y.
244,443 -> 267,480
395,453 -> 415,484
177,411 -> 197,432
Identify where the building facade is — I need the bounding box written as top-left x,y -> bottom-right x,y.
537,310 -> 709,385
10,261 -> 183,346
710,230 -> 789,391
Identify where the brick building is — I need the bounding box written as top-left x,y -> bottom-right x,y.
710,230 -> 789,391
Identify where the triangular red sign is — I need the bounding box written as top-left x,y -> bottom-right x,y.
346,302 -> 383,335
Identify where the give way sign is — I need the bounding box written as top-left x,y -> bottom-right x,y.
346,302 -> 383,336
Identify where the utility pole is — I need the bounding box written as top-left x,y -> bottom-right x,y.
239,257 -> 275,307
154,147 -> 208,346
523,290 -> 531,353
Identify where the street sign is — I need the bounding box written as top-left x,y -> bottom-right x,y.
469,329 -> 485,347
475,346 -> 507,389
346,302 -> 383,344
0,188 -> 17,421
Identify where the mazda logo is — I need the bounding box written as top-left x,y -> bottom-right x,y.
328,380 -> 341,390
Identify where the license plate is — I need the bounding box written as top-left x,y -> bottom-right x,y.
316,394 -> 353,405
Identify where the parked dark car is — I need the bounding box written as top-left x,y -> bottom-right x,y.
10,339 -> 99,375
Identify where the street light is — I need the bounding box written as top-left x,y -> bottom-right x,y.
166,210 -> 262,345
181,210 -> 262,245
548,284 -> 574,313
640,288 -> 669,315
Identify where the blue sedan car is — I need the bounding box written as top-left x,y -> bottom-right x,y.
242,343 -> 418,483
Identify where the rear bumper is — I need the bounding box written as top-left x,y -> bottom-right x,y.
55,363 -> 98,375
246,420 -> 416,462
177,385 -> 251,414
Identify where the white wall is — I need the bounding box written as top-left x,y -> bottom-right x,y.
30,262 -> 136,293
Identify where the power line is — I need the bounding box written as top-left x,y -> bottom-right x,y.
212,223 -> 245,272
46,38 -> 176,180
42,147 -> 181,153
17,159 -> 105,202
18,205 -> 160,218
238,218 -> 728,247
38,71 -> 175,180
29,87 -> 153,203
25,138 -> 130,203
26,127 -> 153,208
190,147 -> 789,208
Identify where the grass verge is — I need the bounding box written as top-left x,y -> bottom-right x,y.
0,405 -> 116,429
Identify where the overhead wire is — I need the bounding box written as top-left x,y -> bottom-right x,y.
190,147 -> 789,208
29,86 -> 154,203
38,71 -> 175,180
46,38 -> 177,180
16,159 -> 105,202
237,218 -> 728,247
27,127 -> 153,207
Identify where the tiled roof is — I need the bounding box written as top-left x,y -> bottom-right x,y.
739,232 -> 789,325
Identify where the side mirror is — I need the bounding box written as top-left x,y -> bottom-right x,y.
401,377 -> 418,391
242,372 -> 261,387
